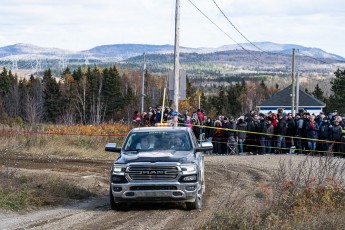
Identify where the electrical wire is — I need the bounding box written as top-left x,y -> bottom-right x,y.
211,0 -> 264,53
187,0 -> 261,62
211,0 -> 345,71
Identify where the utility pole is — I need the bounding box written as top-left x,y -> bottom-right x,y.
296,71 -> 300,114
173,0 -> 180,113
291,48 -> 296,116
141,53 -> 146,114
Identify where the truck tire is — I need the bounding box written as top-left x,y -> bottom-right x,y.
186,188 -> 203,210
110,188 -> 127,211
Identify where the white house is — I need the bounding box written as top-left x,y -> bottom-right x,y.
256,85 -> 326,115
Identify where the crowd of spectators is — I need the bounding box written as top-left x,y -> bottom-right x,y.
132,107 -> 345,156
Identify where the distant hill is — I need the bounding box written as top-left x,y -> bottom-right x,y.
0,43 -> 79,59
0,42 -> 344,61
215,42 -> 345,61
0,42 -> 344,79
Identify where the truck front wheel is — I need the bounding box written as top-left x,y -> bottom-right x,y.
110,187 -> 127,211
186,189 -> 203,210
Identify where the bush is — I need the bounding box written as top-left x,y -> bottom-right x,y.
202,155 -> 345,230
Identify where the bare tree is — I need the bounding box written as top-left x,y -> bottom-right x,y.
24,79 -> 44,124
75,75 -> 88,124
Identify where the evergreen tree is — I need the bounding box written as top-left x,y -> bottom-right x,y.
42,69 -> 62,123
0,68 -> 17,121
185,76 -> 198,110
312,83 -> 325,101
72,66 -> 83,82
86,66 -> 103,124
0,68 -> 13,96
329,69 -> 345,113
102,66 -> 123,120
227,81 -> 246,116
60,67 -> 77,124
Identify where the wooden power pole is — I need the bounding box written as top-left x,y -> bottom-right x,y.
173,0 -> 180,113
291,48 -> 296,116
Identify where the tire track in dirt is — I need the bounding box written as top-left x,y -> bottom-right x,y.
0,154 -> 276,230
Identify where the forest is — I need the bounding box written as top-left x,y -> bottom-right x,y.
0,65 -> 344,125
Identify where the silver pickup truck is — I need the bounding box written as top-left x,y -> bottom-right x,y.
105,126 -> 212,210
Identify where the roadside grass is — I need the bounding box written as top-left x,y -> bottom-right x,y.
0,123 -> 128,212
0,169 -> 98,211
202,154 -> 345,230
0,123 -> 129,159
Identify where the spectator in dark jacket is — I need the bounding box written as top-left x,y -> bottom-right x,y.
245,114 -> 257,153
257,113 -> 268,154
204,117 -> 214,141
266,118 -> 274,153
319,116 -> 331,153
330,119 -> 343,154
275,115 -> 287,153
192,118 -> 202,140
295,113 -> 304,154
286,113 -> 296,150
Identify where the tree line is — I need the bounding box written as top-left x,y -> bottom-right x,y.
0,66 -> 142,125
0,65 -> 344,125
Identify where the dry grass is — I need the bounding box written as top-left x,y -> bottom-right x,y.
202,155 -> 345,230
0,123 -> 128,159
0,168 -> 98,211
0,123 -> 129,211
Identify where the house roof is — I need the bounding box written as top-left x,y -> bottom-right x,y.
257,85 -> 326,108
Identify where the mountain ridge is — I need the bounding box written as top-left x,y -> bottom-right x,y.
0,42 -> 344,61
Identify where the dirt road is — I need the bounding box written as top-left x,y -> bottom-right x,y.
0,152 -> 303,230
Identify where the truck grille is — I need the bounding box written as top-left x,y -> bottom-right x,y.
127,165 -> 179,181
130,186 -> 178,190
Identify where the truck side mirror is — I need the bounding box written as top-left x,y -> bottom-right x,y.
105,143 -> 122,152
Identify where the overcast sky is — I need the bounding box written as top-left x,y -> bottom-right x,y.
1,0 -> 345,57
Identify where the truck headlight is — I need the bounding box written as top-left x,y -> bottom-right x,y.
112,165 -> 126,175
180,164 -> 197,174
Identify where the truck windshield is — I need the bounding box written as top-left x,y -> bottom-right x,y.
123,131 -> 192,152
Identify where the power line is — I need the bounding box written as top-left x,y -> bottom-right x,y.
187,0 -> 261,62
211,0 -> 264,53
211,0 -> 345,71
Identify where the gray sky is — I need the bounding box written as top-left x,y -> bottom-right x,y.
1,0 -> 345,57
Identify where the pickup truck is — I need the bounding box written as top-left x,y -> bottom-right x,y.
105,126 -> 212,210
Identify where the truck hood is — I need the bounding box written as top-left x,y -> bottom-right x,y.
115,150 -> 196,164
